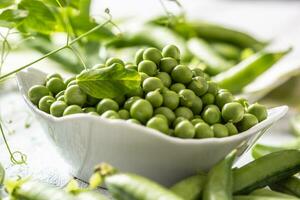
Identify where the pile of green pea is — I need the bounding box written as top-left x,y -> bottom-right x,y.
27,44 -> 268,139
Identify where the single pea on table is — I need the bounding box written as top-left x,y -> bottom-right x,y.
28,44 -> 268,139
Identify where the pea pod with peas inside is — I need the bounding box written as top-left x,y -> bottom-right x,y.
270,176 -> 300,198
213,49 -> 291,93
233,150 -> 300,194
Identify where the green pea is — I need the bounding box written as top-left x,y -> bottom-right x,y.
67,80 -> 77,87
83,107 -> 97,113
55,90 -> 65,99
146,117 -> 169,134
179,89 -> 196,107
154,107 -> 176,125
86,95 -> 100,106
171,65 -> 193,84
159,57 -> 178,73
156,72 -> 172,88
96,98 -> 119,114
142,77 -> 164,93
211,124 -> 229,138
64,77 -> 75,87
138,60 -> 157,76
46,73 -> 62,81
92,63 -> 106,69
127,119 -> 141,125
174,120 -> 195,138
145,90 -> 163,108
194,115 -> 202,119
247,103 -> 268,122
202,93 -> 215,106
50,101 -> 67,117
216,91 -> 234,109
175,107 -> 194,120
162,90 -> 179,110
143,47 -> 162,65
207,81 -> 219,95
225,122 -> 238,136
222,102 -> 245,123
192,68 -> 205,77
38,96 -> 55,113
88,112 -> 100,116
235,98 -> 249,108
139,72 -> 150,83
191,96 -> 203,115
106,57 -> 124,66
236,113 -> 258,132
112,95 -> 126,106
28,85 -> 51,105
203,73 -> 211,81
130,99 -> 153,124
63,105 -> 83,116
154,114 -> 169,123
173,117 -> 186,128
135,48 -> 145,65
188,77 -> 208,96
191,118 -> 204,126
170,83 -> 186,93
162,44 -> 180,60
123,96 -> 141,110
202,105 -> 221,125
102,110 -> 120,119
126,86 -> 144,98
195,122 -> 214,138
118,109 -> 130,119
64,85 -> 87,106
125,64 -> 138,71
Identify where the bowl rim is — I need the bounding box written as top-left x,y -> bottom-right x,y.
16,68 -> 289,145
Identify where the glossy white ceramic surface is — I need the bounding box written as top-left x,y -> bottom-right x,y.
16,68 -> 288,186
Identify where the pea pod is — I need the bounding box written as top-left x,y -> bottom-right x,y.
270,176 -> 300,198
149,16 -> 267,50
188,38 -> 234,75
213,49 -> 291,93
0,162 -> 4,185
105,173 -> 184,200
203,150 -> 237,200
211,42 -> 241,60
251,188 -> 299,199
252,138 -> 300,159
170,173 -> 207,200
76,191 -> 108,200
233,195 -> 298,200
233,150 -> 300,194
5,179 -> 75,200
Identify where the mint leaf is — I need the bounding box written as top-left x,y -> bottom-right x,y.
0,0 -> 15,9
77,64 -> 141,99
0,9 -> 28,28
18,0 -> 60,34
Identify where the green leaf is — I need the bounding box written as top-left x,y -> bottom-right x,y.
76,64 -> 141,99
0,9 -> 28,28
0,0 -> 15,9
43,0 -> 80,9
18,0 -> 60,34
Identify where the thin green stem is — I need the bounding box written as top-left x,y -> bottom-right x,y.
0,121 -> 27,165
68,46 -> 86,70
0,18 -> 111,80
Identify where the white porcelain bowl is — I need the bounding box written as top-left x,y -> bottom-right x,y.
17,68 -> 288,186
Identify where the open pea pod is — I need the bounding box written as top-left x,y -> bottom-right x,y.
213,49 -> 291,94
